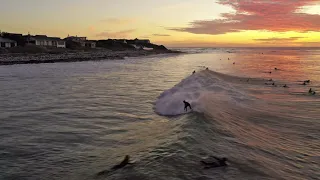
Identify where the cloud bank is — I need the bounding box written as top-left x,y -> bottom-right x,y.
169,0 -> 320,35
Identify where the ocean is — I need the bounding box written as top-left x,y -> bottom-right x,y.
0,48 -> 319,180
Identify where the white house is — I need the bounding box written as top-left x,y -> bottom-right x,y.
28,35 -> 66,48
0,37 -> 17,48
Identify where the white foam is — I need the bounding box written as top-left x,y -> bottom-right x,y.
155,70 -> 250,116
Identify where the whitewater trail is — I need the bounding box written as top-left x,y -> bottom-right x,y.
154,70 -> 256,116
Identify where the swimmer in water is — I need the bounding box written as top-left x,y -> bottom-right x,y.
201,156 -> 228,169
97,155 -> 133,176
274,67 -> 278,70
283,84 -> 288,88
192,70 -> 196,74
309,88 -> 316,95
206,67 -> 209,70
183,100 -> 192,112
233,62 -> 235,65
111,155 -> 132,170
304,80 -> 310,83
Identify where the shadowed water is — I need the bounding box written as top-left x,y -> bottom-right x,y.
0,48 -> 319,180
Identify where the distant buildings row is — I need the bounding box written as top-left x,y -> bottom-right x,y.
0,32 -> 151,49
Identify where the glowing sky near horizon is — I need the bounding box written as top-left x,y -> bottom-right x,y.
0,0 -> 320,47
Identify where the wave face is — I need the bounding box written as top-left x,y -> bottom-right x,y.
155,70 -> 255,116
154,69 -> 320,180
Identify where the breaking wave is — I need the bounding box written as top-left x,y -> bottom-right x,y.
154,70 -> 257,116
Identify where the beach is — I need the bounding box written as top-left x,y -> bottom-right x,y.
0,49 -> 182,65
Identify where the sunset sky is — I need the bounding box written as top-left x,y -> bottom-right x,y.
1,0 -> 320,47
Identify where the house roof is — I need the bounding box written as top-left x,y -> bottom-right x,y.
65,36 -> 87,39
0,37 -> 17,43
3,32 -> 22,36
30,35 -> 64,41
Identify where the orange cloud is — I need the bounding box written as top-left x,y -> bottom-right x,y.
169,0 -> 320,35
153,34 -> 171,36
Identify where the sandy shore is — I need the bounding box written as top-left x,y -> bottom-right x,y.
0,49 -> 182,65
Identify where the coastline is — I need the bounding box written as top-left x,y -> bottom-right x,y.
0,49 -> 183,66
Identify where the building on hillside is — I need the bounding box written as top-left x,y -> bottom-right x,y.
126,40 -> 135,44
0,37 -> 17,48
65,36 -> 87,42
26,35 -> 66,48
114,39 -> 127,43
134,38 -> 150,44
65,36 -> 96,48
126,38 -> 150,45
84,40 -> 96,48
1,32 -> 25,46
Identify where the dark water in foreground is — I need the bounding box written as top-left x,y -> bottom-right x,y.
0,48 -> 319,180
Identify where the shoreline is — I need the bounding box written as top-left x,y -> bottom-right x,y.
0,49 -> 184,66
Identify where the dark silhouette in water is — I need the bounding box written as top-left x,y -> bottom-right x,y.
272,82 -> 275,85
183,100 -> 192,112
304,80 -> 310,83
111,155 -> 131,170
283,84 -> 288,88
201,156 -> 228,169
192,70 -> 196,74
274,67 -> 278,70
269,71 -> 272,74
233,62 -> 235,65
97,155 -> 132,176
206,67 -> 209,70
247,79 -> 249,82
302,82 -> 307,85
309,88 -> 316,95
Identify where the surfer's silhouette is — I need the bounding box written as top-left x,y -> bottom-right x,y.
183,100 -> 192,112
111,155 -> 131,170
309,88 -> 316,95
201,156 -> 228,169
97,155 -> 133,176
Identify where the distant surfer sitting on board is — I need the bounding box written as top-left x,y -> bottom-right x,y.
183,100 -> 192,112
